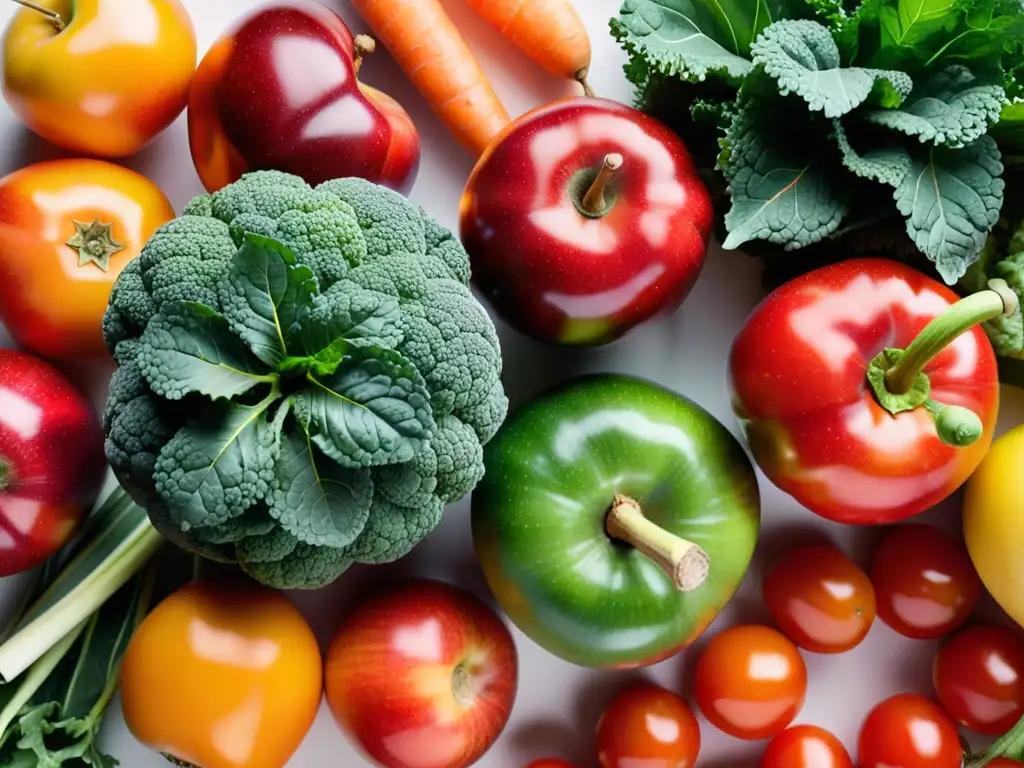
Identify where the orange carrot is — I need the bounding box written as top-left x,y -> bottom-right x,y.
350,0 -> 510,156
462,0 -> 593,94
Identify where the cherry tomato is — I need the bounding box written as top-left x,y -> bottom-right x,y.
596,681 -> 700,768
761,725 -> 852,768
764,544 -> 876,653
933,624 -> 1024,735
525,761 -> 576,768
695,625 -> 807,740
871,524 -> 982,639
987,759 -> 1024,766
858,694 -> 962,768
120,580 -> 322,768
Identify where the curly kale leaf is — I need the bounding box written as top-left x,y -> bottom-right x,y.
893,134 -> 1005,283
751,20 -> 912,119
861,65 -> 1006,147
833,119 -> 912,184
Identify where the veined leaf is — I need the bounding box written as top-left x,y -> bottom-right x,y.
610,0 -> 756,86
893,135 -> 1005,283
138,301 -> 275,401
293,345 -> 434,469
833,119 -> 912,185
269,427 -> 373,549
862,65 -> 1006,147
303,284 -> 403,355
219,234 -> 318,367
751,20 -> 912,119
873,0 -> 959,68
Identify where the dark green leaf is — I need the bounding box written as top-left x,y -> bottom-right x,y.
993,101 -> 1024,154
138,301 -> 275,401
303,284 -> 403,354
155,395 -> 280,531
872,0 -> 960,69
219,234 -> 318,367
293,345 -> 434,469
893,135 -> 1005,283
751,20 -> 912,119
833,119 -> 912,184
269,427 -> 373,548
861,65 -> 1006,147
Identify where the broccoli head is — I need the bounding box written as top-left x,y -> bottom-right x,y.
103,171 -> 509,590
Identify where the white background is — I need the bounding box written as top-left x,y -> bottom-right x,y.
0,0 -> 1022,766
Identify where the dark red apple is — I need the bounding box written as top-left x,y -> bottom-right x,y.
188,0 -> 420,194
325,578 -> 518,768
460,97 -> 714,347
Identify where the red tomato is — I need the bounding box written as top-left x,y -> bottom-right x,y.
525,761 -> 576,768
988,759 -> 1024,766
858,694 -> 962,768
871,524 -> 982,639
764,544 -> 876,653
595,681 -> 700,768
695,625 -> 807,740
761,725 -> 852,768
933,624 -> 1024,735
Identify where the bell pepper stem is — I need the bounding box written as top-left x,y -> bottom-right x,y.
9,0 -> 64,30
605,495 -> 710,592
886,279 -> 1018,395
580,154 -> 623,216
354,34 -> 375,75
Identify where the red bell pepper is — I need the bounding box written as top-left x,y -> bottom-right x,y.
729,258 -> 1018,525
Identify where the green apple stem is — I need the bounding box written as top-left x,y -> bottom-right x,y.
605,495 -> 710,592
581,153 -> 623,216
9,0 -> 64,30
354,35 -> 376,75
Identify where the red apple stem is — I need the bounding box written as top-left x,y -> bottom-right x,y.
576,68 -> 595,98
605,495 -> 710,592
581,153 -> 624,216
9,0 -> 64,30
354,34 -> 376,75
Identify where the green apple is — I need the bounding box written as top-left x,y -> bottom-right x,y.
472,374 -> 761,669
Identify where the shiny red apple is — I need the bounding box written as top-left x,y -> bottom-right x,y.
325,578 -> 518,768
188,0 -> 420,194
460,97 -> 714,347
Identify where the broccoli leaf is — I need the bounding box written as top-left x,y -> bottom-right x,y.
751,20 -> 912,119
833,119 -> 912,185
269,427 -> 373,548
893,134 -> 1005,283
219,234 -> 318,367
294,345 -> 434,470
304,284 -> 403,354
861,65 -> 1006,147
138,301 -> 275,401
610,0 -> 757,86
154,396 -> 280,531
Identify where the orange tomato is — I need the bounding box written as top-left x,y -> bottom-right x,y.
2,0 -> 196,157
695,625 -> 808,740
0,159 -> 174,359
119,580 -> 323,768
596,682 -> 701,768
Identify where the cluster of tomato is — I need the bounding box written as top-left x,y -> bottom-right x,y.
519,522 -> 1024,768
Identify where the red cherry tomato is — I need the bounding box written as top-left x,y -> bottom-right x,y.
764,544 -> 876,653
596,681 -> 700,768
858,694 -> 962,768
525,761 -> 576,768
761,725 -> 852,768
933,624 -> 1024,735
987,760 -> 1024,767
695,625 -> 807,740
871,524 -> 982,639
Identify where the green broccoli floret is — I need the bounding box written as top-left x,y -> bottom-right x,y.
102,171 -> 508,590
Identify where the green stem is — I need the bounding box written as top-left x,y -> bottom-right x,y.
966,711 -> 1024,767
9,0 -> 64,30
0,461 -> 9,492
605,495 -> 710,592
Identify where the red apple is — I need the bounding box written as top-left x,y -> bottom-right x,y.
325,578 -> 518,768
460,97 -> 714,347
188,0 -> 420,194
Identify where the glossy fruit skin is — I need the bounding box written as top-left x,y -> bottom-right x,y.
764,544 -> 876,653
2,0 -> 196,157
0,350 -> 105,576
325,579 -> 518,768
933,624 -> 1024,735
987,760 -> 1024,767
120,580 -> 323,768
460,97 -> 713,347
858,694 -> 962,768
695,625 -> 808,740
871,524 -> 982,639
964,424 -> 1024,629
729,258 -> 999,525
188,0 -> 420,194
0,160 -> 175,359
472,374 -> 760,669
761,725 -> 853,768
596,681 -> 701,768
